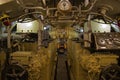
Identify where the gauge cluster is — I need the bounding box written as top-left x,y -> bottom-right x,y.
93,33 -> 120,50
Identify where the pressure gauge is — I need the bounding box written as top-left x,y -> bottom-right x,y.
57,0 -> 72,12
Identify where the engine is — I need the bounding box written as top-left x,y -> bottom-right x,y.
67,32 -> 120,80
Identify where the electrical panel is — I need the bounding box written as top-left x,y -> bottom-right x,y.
93,33 -> 120,50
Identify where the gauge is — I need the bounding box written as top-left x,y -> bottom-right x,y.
57,0 -> 72,12
97,38 -> 106,46
113,38 -> 120,46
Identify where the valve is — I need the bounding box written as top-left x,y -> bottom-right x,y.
99,64 -> 120,80
3,64 -> 28,80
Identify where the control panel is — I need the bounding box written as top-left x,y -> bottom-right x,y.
93,33 -> 120,50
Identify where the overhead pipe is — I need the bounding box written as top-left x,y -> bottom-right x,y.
78,5 -> 82,15
15,0 -> 97,23
16,0 -> 97,13
16,0 -> 46,10
72,6 -> 79,11
16,0 -> 24,7
17,12 -> 43,21
42,0 -> 46,7
81,0 -> 97,12
88,9 -> 114,22
16,0 -> 57,10
88,13 -> 114,24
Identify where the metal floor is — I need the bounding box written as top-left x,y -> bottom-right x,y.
55,53 -> 69,80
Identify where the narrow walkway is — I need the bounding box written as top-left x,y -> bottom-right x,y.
55,54 -> 69,80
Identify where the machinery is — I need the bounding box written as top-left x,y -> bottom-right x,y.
67,30 -> 120,80
0,0 -> 120,80
66,3 -> 120,80
67,18 -> 120,80
0,12 -> 57,80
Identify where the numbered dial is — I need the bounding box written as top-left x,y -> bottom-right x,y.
57,0 -> 72,11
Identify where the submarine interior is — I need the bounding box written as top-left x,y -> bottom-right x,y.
0,0 -> 120,80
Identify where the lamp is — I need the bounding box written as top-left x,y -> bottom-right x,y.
0,14 -> 11,26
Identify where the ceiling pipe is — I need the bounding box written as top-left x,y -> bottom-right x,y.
24,6 -> 46,10
42,0 -> 46,7
16,0 -> 58,11
17,12 -> 43,22
99,4 -> 113,22
16,0 -> 25,8
81,0 -> 97,12
88,12 -> 114,22
16,0 -> 97,12
16,0 -> 46,10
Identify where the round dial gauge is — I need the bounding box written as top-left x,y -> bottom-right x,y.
57,0 -> 72,11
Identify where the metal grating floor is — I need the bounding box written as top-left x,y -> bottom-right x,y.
55,54 -> 69,80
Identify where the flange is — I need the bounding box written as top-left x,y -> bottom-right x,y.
99,4 -> 113,15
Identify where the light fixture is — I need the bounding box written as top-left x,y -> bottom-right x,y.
43,27 -> 47,30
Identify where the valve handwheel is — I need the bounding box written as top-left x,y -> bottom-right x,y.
99,64 -> 120,80
97,38 -> 106,46
5,64 -> 28,80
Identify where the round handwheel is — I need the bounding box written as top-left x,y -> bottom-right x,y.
4,64 -> 28,80
99,64 -> 120,80
97,38 -> 106,46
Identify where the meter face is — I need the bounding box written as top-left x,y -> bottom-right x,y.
94,33 -> 120,50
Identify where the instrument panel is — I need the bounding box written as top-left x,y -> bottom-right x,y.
93,33 -> 120,50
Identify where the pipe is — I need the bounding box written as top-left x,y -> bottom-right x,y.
42,0 -> 46,7
16,0 -> 25,7
81,0 -> 97,12
17,12 -> 42,21
51,20 -> 76,23
24,6 -> 46,10
16,0 -> 46,10
88,12 -> 114,22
